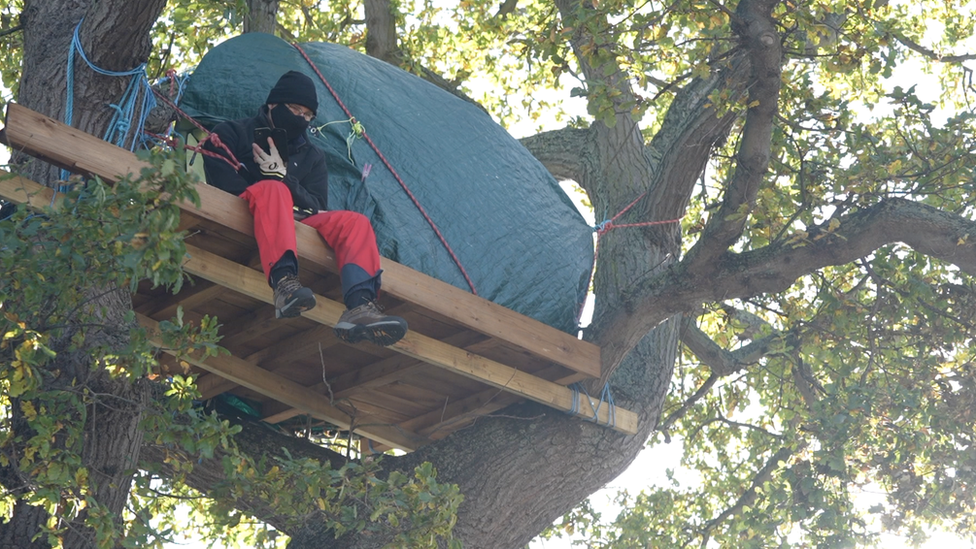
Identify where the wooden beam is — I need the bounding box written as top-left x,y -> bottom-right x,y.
407,363 -> 585,437
179,244 -> 638,435
1,171 -> 638,436
137,281 -> 226,319
0,169 -> 62,209
2,103 -> 601,379
137,314 -> 421,451
262,331 -> 486,424
368,370 -> 576,452
198,324 -> 340,399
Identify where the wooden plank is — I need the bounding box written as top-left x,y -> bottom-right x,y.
179,244 -> 638,435
137,314 -> 421,451
408,363 -> 585,434
2,103 -> 601,379
199,325 -> 341,399
0,169 -> 62,209
214,308 -> 280,348
256,330 -> 484,424
137,282 -> 226,319
367,364 -> 590,452
262,350 -> 434,424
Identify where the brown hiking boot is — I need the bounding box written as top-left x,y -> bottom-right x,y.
333,301 -> 408,346
273,274 -> 316,319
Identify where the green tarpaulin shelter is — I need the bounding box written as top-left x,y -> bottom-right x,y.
179,33 -> 593,333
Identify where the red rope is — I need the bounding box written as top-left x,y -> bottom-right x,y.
594,192 -> 682,235
144,131 -> 244,168
149,87 -> 244,171
577,197 -> 682,325
291,43 -> 479,296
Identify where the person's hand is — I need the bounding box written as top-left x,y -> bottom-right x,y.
252,139 -> 286,180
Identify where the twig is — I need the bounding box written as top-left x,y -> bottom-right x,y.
658,372 -> 719,438
318,342 -> 335,405
0,24 -> 23,39
696,445 -> 797,547
891,30 -> 976,63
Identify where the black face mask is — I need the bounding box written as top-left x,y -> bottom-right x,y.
269,104 -> 310,141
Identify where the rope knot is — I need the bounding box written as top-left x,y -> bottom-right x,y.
594,219 -> 612,234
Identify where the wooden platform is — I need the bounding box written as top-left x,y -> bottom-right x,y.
1,103 -> 637,451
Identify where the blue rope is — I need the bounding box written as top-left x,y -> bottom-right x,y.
568,384 -> 580,415
63,18 -> 156,156
566,382 -> 616,428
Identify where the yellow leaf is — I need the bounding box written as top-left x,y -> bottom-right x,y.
21,401 -> 37,421
827,218 -> 841,232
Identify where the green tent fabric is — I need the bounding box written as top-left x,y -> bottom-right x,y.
179,33 -> 593,333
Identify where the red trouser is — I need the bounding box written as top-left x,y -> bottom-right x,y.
241,180 -> 381,282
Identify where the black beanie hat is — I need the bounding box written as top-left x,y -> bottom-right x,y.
266,71 -> 318,114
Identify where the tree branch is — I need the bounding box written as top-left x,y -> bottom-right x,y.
891,30 -> 976,63
243,0 -> 279,35
658,372 -> 719,436
697,445 -> 796,547
519,127 -> 593,181
688,415 -> 783,443
364,0 -> 398,64
139,416 -> 351,533
639,52 -> 745,222
683,0 -> 782,269
554,0 -> 640,123
601,197 -> 976,376
721,304 -> 769,340
658,315 -> 784,435
680,317 -> 783,376
0,24 -> 23,39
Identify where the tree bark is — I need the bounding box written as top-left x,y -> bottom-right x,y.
2,1 -> 166,547
244,0 -> 279,35
364,0 -> 399,64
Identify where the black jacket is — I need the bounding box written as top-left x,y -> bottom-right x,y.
202,107 -> 329,212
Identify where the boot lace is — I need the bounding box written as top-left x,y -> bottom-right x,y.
277,274 -> 303,294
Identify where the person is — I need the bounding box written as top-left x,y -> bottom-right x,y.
202,70 -> 407,346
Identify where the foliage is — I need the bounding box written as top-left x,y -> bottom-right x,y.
0,0 -> 23,110
0,149 -> 218,545
129,446 -> 463,549
536,0 -> 976,546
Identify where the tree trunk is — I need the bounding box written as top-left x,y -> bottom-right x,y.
1,1 -> 166,547
364,0 -> 399,64
244,0 -> 279,35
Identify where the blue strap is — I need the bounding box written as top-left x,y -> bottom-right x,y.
566,382 -> 616,428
